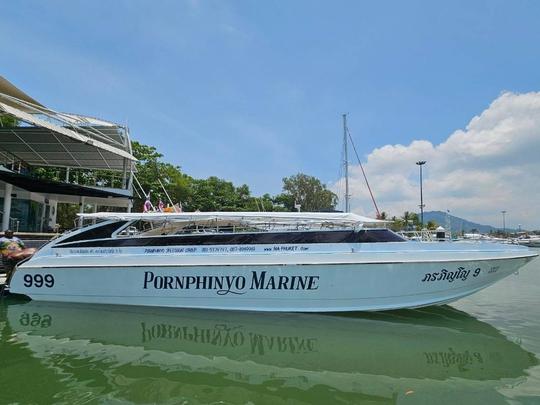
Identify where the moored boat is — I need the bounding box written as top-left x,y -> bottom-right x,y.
515,235 -> 540,248
7,211 -> 538,311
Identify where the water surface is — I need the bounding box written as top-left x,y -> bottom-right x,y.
1,252 -> 539,404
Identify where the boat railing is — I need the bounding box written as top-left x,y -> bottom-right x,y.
398,230 -> 449,242
75,216 -> 371,238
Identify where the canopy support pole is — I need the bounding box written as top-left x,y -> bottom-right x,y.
2,182 -> 13,230
78,196 -> 85,228
92,203 -> 98,225
122,159 -> 128,189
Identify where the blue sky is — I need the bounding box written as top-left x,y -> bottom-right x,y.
2,1 -> 540,225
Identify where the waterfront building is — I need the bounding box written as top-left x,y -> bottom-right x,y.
0,76 -> 136,232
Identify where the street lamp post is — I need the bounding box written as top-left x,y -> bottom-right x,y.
446,209 -> 452,239
501,210 -> 507,236
416,161 -> 426,228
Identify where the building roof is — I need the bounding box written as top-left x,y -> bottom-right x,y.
0,125 -> 132,170
0,76 -> 136,171
0,76 -> 44,112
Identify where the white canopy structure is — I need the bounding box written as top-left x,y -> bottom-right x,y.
0,76 -> 136,231
0,78 -> 135,171
78,211 -> 384,228
0,76 -> 45,111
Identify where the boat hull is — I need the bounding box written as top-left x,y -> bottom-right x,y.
517,240 -> 540,248
8,248 -> 536,311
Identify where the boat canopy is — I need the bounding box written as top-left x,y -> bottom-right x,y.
78,211 -> 384,228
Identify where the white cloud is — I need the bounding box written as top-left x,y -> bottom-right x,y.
335,92 -> 540,230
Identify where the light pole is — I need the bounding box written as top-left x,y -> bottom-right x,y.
501,210 -> 507,235
446,209 -> 452,239
416,161 -> 426,228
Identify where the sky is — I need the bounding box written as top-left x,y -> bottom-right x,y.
1,0 -> 540,228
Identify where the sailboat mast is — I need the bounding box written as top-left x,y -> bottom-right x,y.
343,114 -> 350,213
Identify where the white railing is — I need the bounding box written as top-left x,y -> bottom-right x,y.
398,230 -> 449,242
0,211 -> 20,232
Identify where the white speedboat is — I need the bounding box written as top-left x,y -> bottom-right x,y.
8,212 -> 538,311
515,236 -> 540,248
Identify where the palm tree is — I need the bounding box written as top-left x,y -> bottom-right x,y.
390,215 -> 403,231
402,211 -> 413,230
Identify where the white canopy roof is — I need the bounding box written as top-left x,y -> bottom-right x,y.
0,76 -> 136,171
0,75 -> 44,112
79,211 -> 384,227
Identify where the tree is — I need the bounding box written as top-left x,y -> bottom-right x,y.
401,211 -> 413,230
56,203 -> 80,231
409,213 -> 420,230
131,141 -> 191,211
277,173 -> 338,212
426,220 -> 438,230
0,115 -> 18,127
389,215 -> 403,231
399,211 -> 421,230
184,176 -> 252,212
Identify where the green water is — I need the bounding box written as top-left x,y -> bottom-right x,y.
1,253 -> 539,405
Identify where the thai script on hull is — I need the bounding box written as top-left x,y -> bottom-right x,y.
421,267 -> 481,283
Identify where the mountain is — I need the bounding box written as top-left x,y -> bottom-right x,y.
422,211 -> 498,234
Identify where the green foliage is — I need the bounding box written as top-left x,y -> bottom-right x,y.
426,220 -> 438,230
389,216 -> 400,231
276,173 -> 338,212
56,203 -> 80,230
0,115 -> 18,127
402,211 -> 420,230
29,167 -> 64,182
131,141 -> 191,211
388,211 -> 422,231
30,164 -> 124,188
184,177 -> 250,211
260,193 -> 287,212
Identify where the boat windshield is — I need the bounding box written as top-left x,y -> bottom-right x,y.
60,212 -> 401,246
115,218 -> 359,238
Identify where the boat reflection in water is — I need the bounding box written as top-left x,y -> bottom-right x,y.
3,299 -> 538,404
